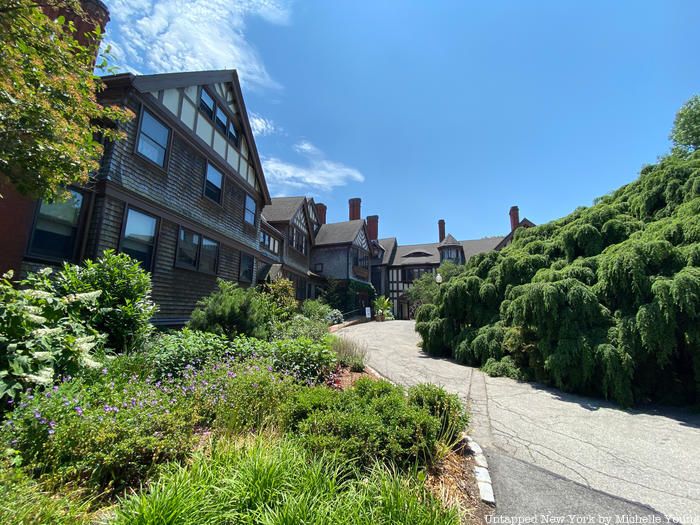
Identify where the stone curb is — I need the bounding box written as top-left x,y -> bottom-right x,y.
461,432 -> 496,507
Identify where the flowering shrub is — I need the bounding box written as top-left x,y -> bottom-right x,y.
2,370 -> 197,493
326,308 -> 344,325
0,269 -> 104,408
148,329 -> 232,378
269,338 -> 336,385
50,251 -> 157,353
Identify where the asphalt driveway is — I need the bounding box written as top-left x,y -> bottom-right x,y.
339,320 -> 700,522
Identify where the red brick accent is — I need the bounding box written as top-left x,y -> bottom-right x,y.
366,215 -> 378,241
316,202 -> 327,225
438,219 -> 445,242
349,198 -> 361,221
509,206 -> 520,232
41,0 -> 110,61
0,181 -> 36,275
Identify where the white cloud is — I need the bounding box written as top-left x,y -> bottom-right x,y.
263,141 -> 365,195
249,113 -> 278,137
103,0 -> 290,90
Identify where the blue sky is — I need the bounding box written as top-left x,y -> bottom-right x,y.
103,0 -> 700,244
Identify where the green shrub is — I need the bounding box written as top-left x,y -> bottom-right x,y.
0,269 -> 104,408
270,314 -> 329,342
113,437 -> 459,525
283,379 -> 441,469
270,338 -> 337,385
332,337 -> 366,372
3,372 -> 197,493
210,364 -> 298,434
259,278 -> 298,322
407,384 -> 468,444
416,100 -> 700,406
327,308 -> 344,325
373,295 -> 394,320
188,280 -> 273,340
300,299 -> 333,322
147,329 -> 231,378
52,250 -> 156,352
482,356 -> 523,380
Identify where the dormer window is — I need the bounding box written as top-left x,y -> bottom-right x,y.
200,88 -> 214,119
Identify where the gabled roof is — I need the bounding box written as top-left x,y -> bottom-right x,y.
438,233 -> 461,247
388,235 -> 505,267
393,243 -> 440,266
461,237 -> 505,258
377,237 -> 397,265
493,218 -> 536,250
101,69 -> 271,204
315,220 -> 364,246
262,197 -> 306,223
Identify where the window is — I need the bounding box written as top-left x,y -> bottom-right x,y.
289,227 -> 307,255
214,105 -> 228,134
199,88 -> 214,119
175,227 -> 219,274
176,228 -> 200,269
227,120 -> 239,145
314,263 -> 324,273
204,163 -> 223,203
121,208 -> 157,271
244,194 -> 256,225
260,231 -> 280,254
402,267 -> 429,284
137,109 -> 170,167
239,253 -> 254,283
199,237 -> 219,274
351,248 -> 369,268
28,190 -> 83,260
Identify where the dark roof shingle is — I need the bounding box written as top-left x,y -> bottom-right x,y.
262,197 -> 305,223
314,220 -> 364,246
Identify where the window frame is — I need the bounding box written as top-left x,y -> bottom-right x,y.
174,226 -> 220,275
134,106 -> 171,170
244,193 -> 257,226
239,252 -> 254,284
26,188 -> 86,263
199,87 -> 215,120
203,161 -> 225,205
118,205 -> 159,273
198,86 -> 243,157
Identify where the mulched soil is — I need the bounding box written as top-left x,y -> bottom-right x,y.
333,365 -> 493,525
426,446 -> 494,525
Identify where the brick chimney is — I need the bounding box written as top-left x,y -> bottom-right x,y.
349,198 -> 361,221
316,202 -> 327,225
366,215 -> 378,241
509,206 -> 520,232
41,0 -> 110,60
438,219 -> 445,243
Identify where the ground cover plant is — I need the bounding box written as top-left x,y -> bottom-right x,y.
113,436 -> 460,525
416,96 -> 700,406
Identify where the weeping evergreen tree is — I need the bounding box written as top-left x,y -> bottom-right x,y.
416,95 -> 700,406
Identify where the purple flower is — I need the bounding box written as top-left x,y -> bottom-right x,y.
252,383 -> 259,389
49,420 -> 56,428
267,366 -> 273,372
74,406 -> 83,416
48,429 -> 55,435
33,410 -> 41,419
53,386 -> 59,392
102,368 -> 108,375
6,398 -> 13,405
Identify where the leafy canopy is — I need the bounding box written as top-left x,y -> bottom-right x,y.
417,97 -> 700,406
0,0 -> 131,200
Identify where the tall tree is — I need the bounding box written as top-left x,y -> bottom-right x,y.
0,0 -> 131,200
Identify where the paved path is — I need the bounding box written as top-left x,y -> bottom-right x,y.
339,320 -> 700,522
